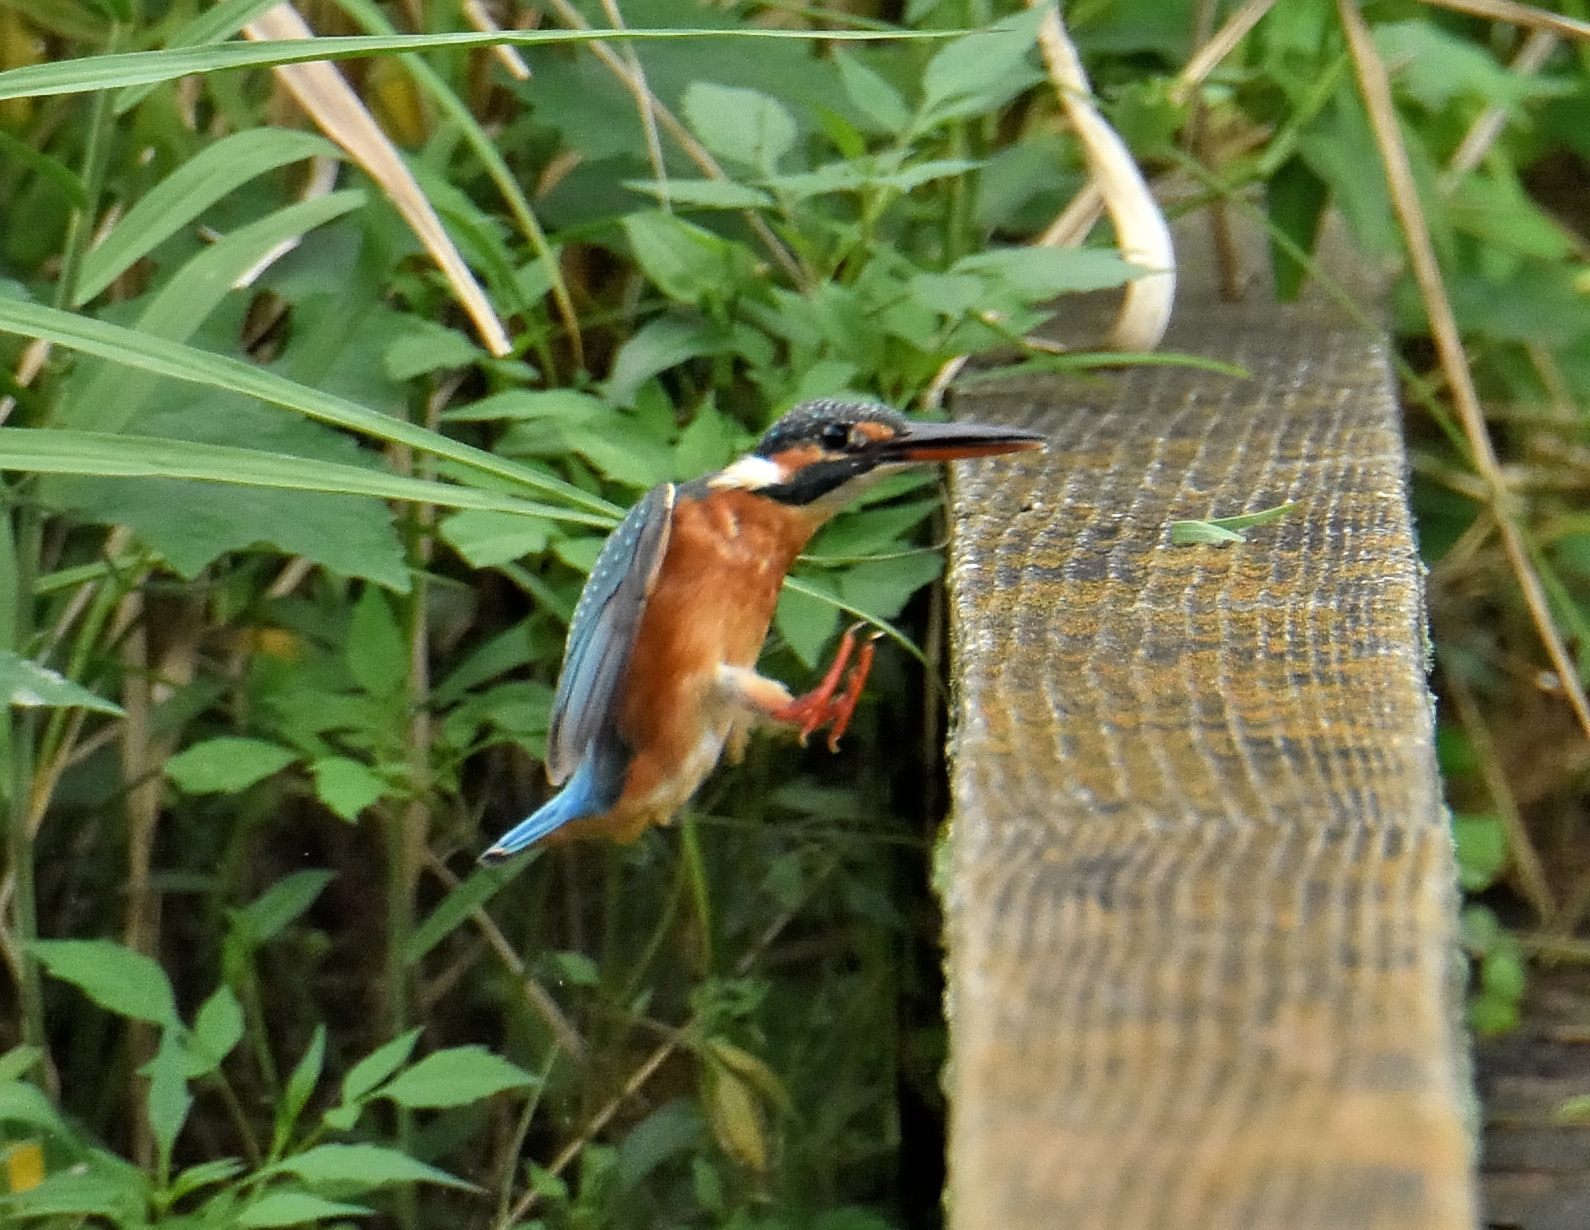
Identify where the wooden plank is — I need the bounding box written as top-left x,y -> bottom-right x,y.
941,232 -> 1476,1229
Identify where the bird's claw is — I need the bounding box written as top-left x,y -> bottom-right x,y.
774,622 -> 880,751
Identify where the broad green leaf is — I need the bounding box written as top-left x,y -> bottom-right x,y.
165,737 -> 297,794
0,649 -> 123,715
775,580 -> 842,670
624,178 -> 774,209
0,1079 -> 70,1136
442,389 -> 608,424
1453,812 -> 1508,892
147,1029 -> 192,1172
5,427 -> 588,523
75,129 -> 339,305
381,1046 -> 537,1108
836,51 -> 910,133
874,157 -> 983,192
341,1029 -> 423,1106
951,247 -> 1142,299
682,82 -> 797,173
920,11 -> 1044,124
189,985 -> 246,1074
347,588 -> 406,698
1375,21 -> 1575,112
167,1157 -> 247,1203
272,1143 -> 475,1192
0,298 -> 616,519
0,1044 -> 44,1085
233,870 -> 335,946
837,552 -> 943,620
604,315 -> 730,408
383,318 -> 484,381
66,192 -> 367,433
0,1164 -> 148,1220
440,509 -> 554,568
30,939 -> 178,1027
237,1191 -> 372,1227
310,757 -> 389,821
622,212 -> 751,308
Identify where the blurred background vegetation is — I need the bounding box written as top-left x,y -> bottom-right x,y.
0,1 -> 1587,1227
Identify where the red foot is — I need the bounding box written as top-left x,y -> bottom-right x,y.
771,622 -> 880,751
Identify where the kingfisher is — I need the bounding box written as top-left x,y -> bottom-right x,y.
480,399 -> 1043,861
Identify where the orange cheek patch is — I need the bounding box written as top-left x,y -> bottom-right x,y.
771,443 -> 824,471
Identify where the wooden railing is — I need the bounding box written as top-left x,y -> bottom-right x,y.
939,223 -> 1476,1229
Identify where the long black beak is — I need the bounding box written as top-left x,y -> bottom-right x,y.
879,417 -> 1046,464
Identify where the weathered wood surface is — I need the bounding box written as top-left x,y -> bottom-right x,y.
940,234 -> 1475,1229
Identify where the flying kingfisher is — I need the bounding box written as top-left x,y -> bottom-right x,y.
480,399 -> 1043,861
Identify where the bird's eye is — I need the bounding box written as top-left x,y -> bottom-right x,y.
819,422 -> 850,450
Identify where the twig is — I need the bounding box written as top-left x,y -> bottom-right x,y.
1443,28 -> 1559,184
1339,0 -> 1590,746
1418,0 -> 1590,42
1030,1 -> 1174,351
1442,667 -> 1556,922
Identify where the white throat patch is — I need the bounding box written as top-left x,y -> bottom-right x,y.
709,453 -> 785,490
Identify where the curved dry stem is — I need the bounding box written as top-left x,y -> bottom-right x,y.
1419,0 -> 1590,42
245,4 -> 513,356
1339,0 -> 1590,744
1031,2 -> 1174,351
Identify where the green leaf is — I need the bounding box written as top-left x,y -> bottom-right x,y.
65,192 -> 368,435
0,298 -> 616,521
836,51 -> 909,133
604,315 -> 729,408
920,11 -> 1045,124
624,178 -> 774,209
0,649 -> 123,715
30,939 -> 178,1027
952,246 -> 1142,299
237,1190 -> 372,1227
383,318 -> 484,381
775,580 -> 842,670
1266,156 -> 1329,301
234,870 -> 336,946
0,1044 -> 44,1085
74,128 -> 338,305
278,1026 -> 326,1149
165,737 -> 297,794
1169,520 -> 1248,546
682,82 -> 797,173
347,588 -> 406,698
539,950 -> 601,988
0,29 -> 951,103
168,1157 -> 247,1203
837,552 -> 943,621
406,866 -> 522,964
1170,503 -> 1297,546
381,1046 -> 537,1108
273,1143 -> 475,1193
621,212 -> 750,308
1453,812 -> 1508,892
147,1029 -> 193,1172
7,427 -> 585,523
189,985 -> 246,1073
0,1078 -> 71,1136
310,757 -> 390,821
341,1029 -> 423,1106
440,509 -> 554,568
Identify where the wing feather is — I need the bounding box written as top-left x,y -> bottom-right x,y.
545,483 -> 674,785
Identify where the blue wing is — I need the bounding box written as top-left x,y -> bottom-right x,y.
545,483 -> 675,785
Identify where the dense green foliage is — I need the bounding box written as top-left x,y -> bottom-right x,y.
1,0 -> 1587,1226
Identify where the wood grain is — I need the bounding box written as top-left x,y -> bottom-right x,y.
941,251 -> 1475,1229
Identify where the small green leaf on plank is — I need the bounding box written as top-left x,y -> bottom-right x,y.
1170,502 -> 1297,546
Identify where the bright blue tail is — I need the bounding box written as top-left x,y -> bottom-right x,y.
479,755 -> 611,864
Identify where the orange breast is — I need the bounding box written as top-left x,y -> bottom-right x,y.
597,488 -> 814,835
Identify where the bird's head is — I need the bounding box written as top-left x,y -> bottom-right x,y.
709,399 -> 1044,515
